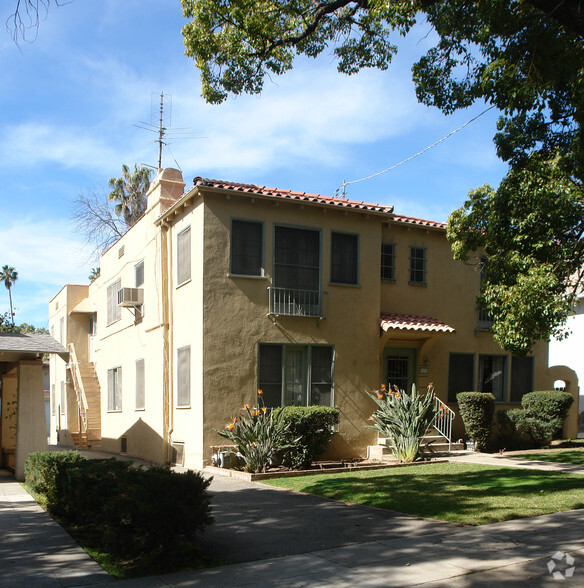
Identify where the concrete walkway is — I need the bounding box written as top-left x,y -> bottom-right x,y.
1,452 -> 584,586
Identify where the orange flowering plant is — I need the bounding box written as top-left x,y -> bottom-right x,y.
366,383 -> 436,463
217,390 -> 294,473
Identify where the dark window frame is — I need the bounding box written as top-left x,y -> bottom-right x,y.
258,343 -> 334,408
230,219 -> 264,277
409,246 -> 427,285
330,231 -> 359,285
381,242 -> 396,282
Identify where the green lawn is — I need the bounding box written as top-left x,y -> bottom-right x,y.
262,462 -> 584,525
513,449 -> 584,465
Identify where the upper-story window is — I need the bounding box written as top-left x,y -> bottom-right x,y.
274,226 -> 320,291
231,219 -> 263,276
177,345 -> 191,408
331,232 -> 358,285
381,242 -> 396,281
106,279 -> 122,325
135,260 -> 144,287
409,246 -> 426,285
177,227 -> 191,286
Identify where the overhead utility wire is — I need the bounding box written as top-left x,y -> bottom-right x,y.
337,105 -> 496,197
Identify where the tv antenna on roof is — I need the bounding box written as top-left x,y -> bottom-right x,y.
135,92 -> 204,171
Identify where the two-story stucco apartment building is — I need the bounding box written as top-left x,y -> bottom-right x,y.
49,168 -> 578,469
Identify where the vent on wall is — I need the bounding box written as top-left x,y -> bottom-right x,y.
171,443 -> 185,466
120,436 -> 127,454
118,245 -> 125,258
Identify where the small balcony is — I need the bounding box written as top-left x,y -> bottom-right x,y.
268,287 -> 327,319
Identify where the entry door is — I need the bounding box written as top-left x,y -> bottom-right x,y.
384,348 -> 417,394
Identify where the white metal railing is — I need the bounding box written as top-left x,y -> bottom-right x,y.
268,287 -> 327,319
432,395 -> 455,451
67,343 -> 89,437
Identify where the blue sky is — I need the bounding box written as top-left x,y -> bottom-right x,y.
0,1 -> 507,328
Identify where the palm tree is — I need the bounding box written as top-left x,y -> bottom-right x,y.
1,265 -> 18,326
108,164 -> 152,227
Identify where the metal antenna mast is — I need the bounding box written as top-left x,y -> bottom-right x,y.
155,92 -> 169,170
135,92 -> 205,171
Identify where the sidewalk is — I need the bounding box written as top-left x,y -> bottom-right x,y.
1,451 -> 583,586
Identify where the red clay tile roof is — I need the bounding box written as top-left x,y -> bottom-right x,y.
193,177 -> 394,214
392,214 -> 447,229
380,313 -> 455,333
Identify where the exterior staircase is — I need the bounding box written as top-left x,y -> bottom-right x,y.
367,395 -> 463,460
68,344 -> 102,448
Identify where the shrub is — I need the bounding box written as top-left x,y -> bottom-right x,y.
367,384 -> 436,462
47,457 -> 213,561
275,406 -> 340,469
507,391 -> 574,447
24,450 -> 86,503
217,404 -> 293,472
495,409 -> 522,449
457,392 -> 495,451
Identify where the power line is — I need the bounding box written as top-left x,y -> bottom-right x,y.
336,105 -> 496,197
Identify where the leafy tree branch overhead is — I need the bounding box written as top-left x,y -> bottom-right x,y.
182,0 -> 584,353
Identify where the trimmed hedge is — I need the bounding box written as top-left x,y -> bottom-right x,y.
505,391 -> 574,447
457,392 -> 495,451
274,406 -> 340,468
24,453 -> 213,565
24,450 -> 86,503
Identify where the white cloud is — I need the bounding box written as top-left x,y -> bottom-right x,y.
0,218 -> 91,326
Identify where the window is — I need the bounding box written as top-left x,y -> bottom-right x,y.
258,344 -> 333,408
59,317 -> 64,344
107,367 -> 122,411
60,381 -> 65,414
51,384 -> 55,416
510,356 -> 534,402
381,243 -> 395,281
135,260 -> 144,287
330,232 -> 358,284
135,359 -> 145,410
448,354 -> 474,402
177,346 -> 191,407
478,257 -> 494,327
274,226 -> 320,290
177,227 -> 191,285
231,220 -> 263,276
106,279 -> 122,325
409,246 -> 426,285
478,355 -> 507,401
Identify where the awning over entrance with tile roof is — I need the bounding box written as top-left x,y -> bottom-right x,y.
379,313 -> 456,334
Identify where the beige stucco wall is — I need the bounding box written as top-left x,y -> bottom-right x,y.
15,360 -> 48,480
1,370 -> 17,468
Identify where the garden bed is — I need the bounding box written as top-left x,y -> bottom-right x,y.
205,458 -> 448,481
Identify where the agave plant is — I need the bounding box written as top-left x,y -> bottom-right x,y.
366,384 -> 437,462
218,401 -> 293,473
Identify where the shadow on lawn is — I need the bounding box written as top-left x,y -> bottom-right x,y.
297,466 -> 584,525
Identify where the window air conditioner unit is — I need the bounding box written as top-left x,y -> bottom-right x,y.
117,287 -> 144,307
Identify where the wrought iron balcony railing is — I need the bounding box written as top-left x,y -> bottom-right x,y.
268,287 -> 327,319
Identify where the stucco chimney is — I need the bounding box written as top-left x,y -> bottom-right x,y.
146,168 -> 185,213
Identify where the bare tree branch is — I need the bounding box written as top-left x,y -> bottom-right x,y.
6,0 -> 73,43
71,188 -> 128,262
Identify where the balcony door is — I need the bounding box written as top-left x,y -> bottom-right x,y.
272,226 -> 321,316
274,226 -> 320,290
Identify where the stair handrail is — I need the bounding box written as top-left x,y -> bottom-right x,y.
67,343 -> 89,435
432,394 -> 455,451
